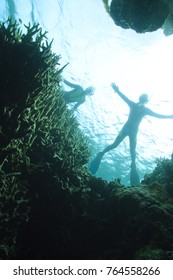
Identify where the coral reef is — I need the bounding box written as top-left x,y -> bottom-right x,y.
83,178 -> 173,259
0,18 -> 90,259
1,19 -> 173,260
143,156 -> 173,196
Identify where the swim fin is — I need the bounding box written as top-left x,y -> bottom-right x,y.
130,165 -> 140,186
88,152 -> 103,175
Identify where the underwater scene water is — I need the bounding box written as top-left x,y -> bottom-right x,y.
1,0 -> 173,261
1,0 -> 173,185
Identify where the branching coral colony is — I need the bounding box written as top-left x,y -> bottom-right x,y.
0,18 -> 91,259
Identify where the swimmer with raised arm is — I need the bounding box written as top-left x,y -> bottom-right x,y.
63,79 -> 95,110
89,83 -> 173,185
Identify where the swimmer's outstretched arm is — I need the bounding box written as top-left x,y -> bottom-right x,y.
63,79 -> 83,90
111,82 -> 134,106
146,108 -> 173,119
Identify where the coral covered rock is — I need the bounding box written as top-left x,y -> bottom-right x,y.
110,0 -> 169,33
84,178 -> 173,259
0,18 -> 90,259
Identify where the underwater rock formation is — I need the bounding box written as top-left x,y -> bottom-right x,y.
84,177 -> 173,260
0,18 -> 90,259
143,156 -> 173,196
1,19 -> 173,260
109,0 -> 169,33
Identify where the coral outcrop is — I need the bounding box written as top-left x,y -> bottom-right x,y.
104,0 -> 169,33
0,18 -> 90,259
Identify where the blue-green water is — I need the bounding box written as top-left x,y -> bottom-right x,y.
1,0 -> 173,185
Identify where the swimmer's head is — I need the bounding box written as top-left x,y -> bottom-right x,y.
85,86 -> 95,96
139,93 -> 149,104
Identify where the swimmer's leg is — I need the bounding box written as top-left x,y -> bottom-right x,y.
129,135 -> 140,186
63,92 -> 71,103
130,165 -> 140,186
129,134 -> 137,164
89,131 -> 126,175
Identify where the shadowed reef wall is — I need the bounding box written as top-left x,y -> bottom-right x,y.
0,19 -> 91,258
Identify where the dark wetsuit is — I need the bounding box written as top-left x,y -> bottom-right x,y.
63,80 -> 86,110
89,85 -> 173,185
105,89 -> 173,165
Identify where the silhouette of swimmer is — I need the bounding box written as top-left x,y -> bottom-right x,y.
89,82 -> 173,186
63,79 -> 95,110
